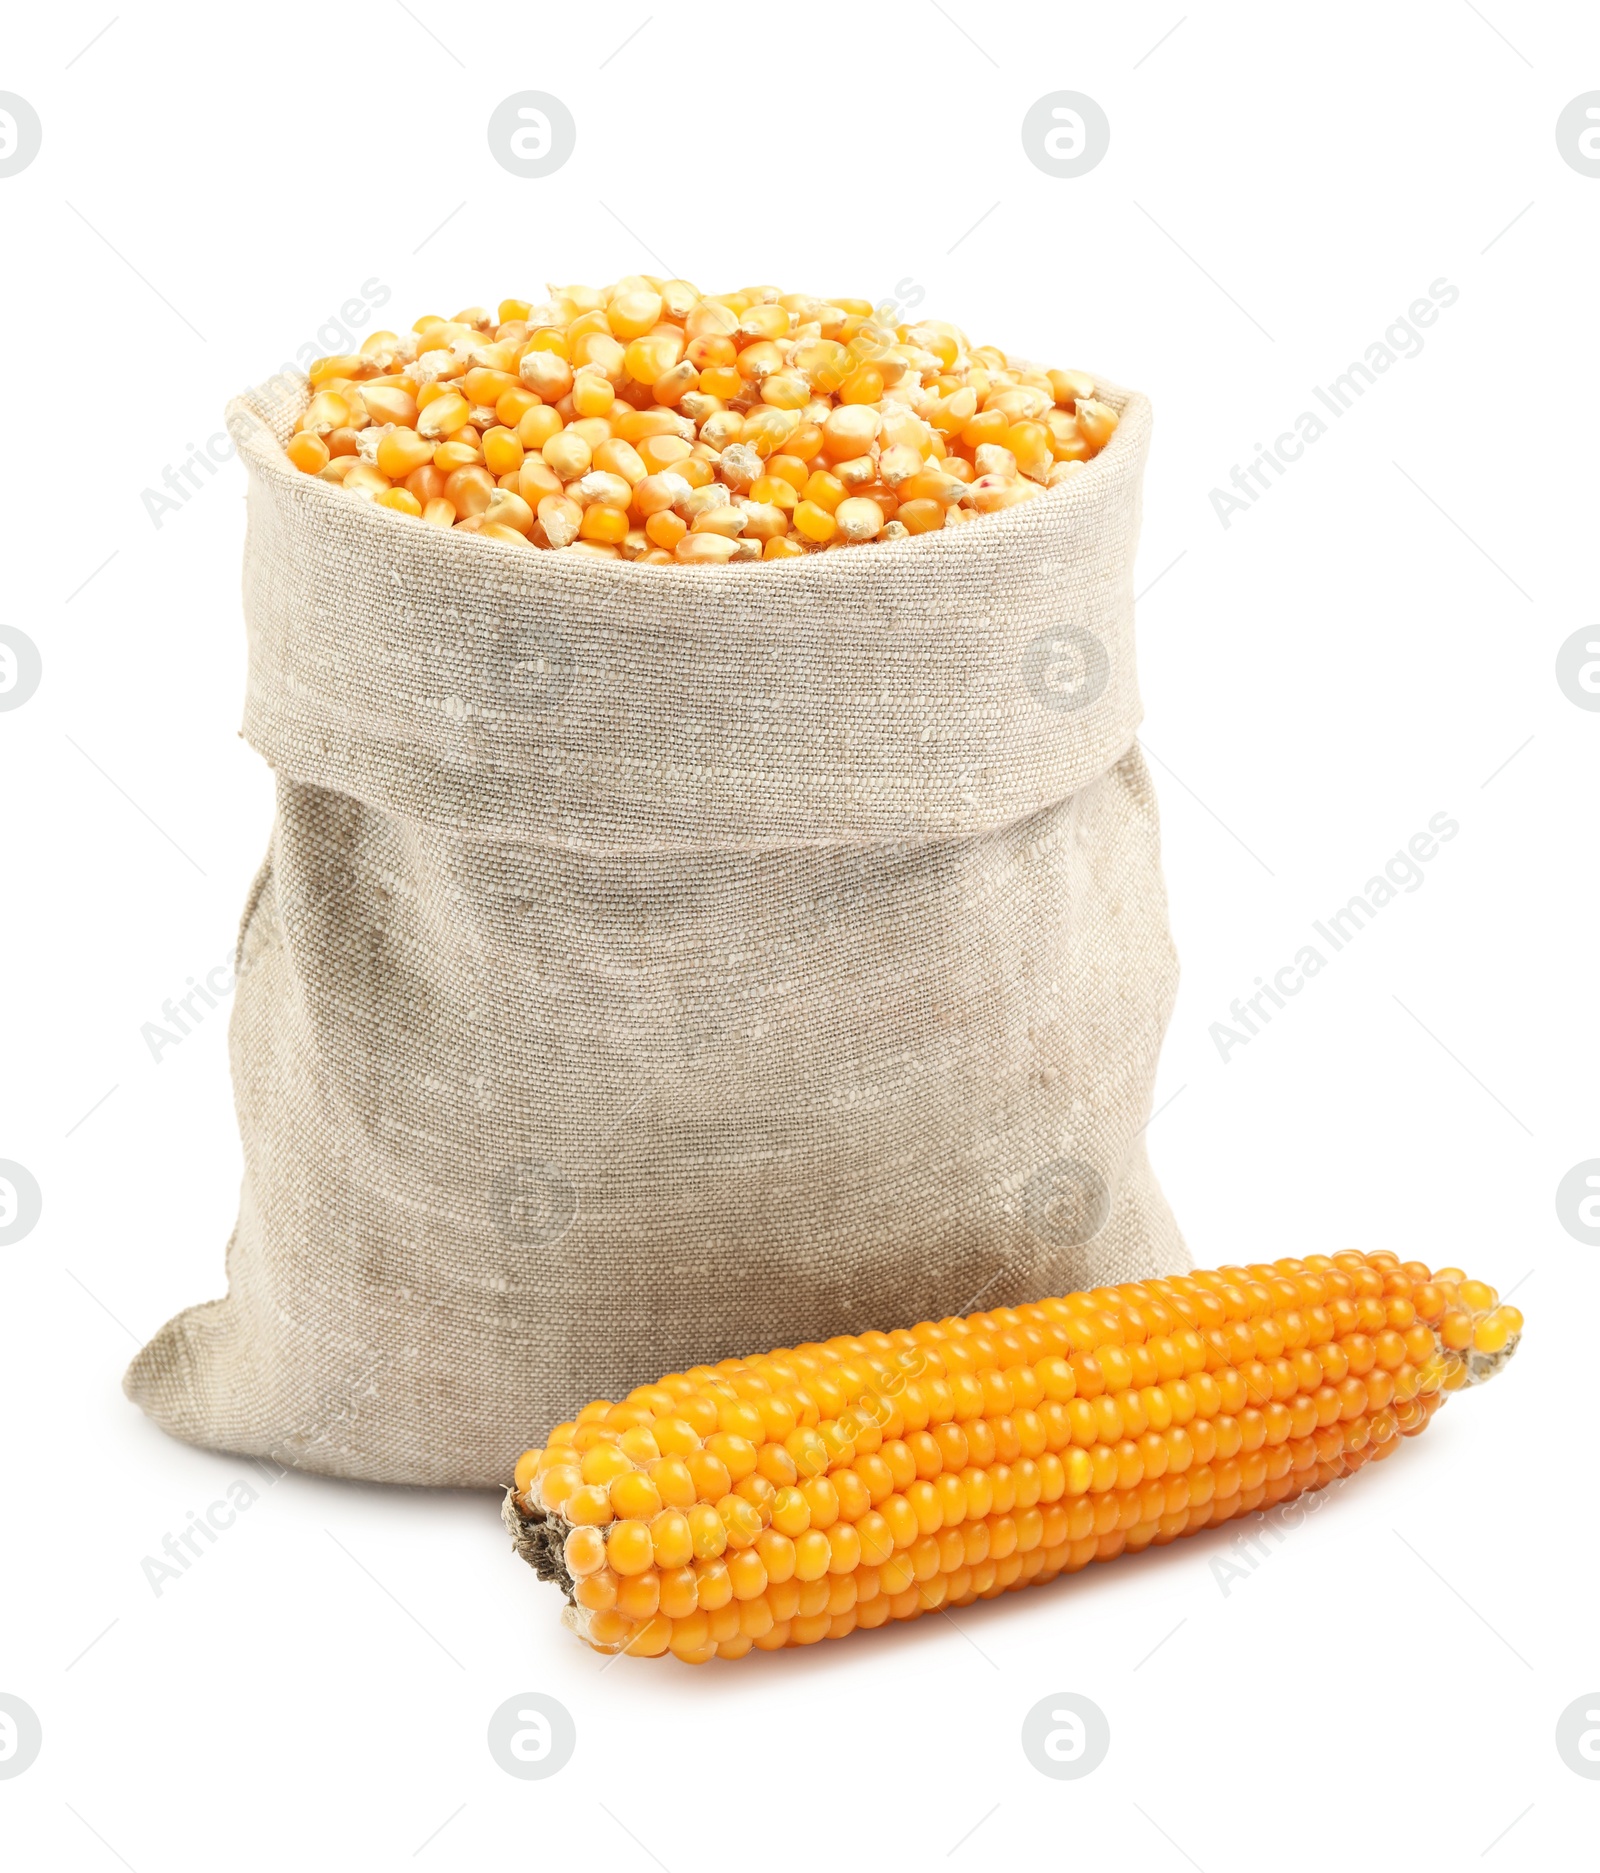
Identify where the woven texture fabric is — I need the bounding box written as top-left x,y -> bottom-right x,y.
124,373 -> 1186,1487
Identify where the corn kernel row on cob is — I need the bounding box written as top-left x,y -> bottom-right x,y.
505,1254 -> 1521,1663
284,278 -> 1119,562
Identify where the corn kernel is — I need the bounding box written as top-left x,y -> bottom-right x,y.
579,504 -> 629,544
792,500 -> 838,543
834,497 -> 885,542
342,462 -> 390,497
285,432 -> 329,475
485,490 -> 535,536
481,426 -> 525,477
675,533 -> 739,563
376,428 -> 435,480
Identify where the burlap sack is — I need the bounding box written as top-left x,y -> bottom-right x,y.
125,371 -> 1185,1487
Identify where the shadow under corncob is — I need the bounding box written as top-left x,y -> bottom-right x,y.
505,1252 -> 1521,1662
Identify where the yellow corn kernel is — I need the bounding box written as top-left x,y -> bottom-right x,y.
418,392 -> 471,440
285,432 -> 329,475
666,454 -> 713,490
484,490 -> 535,536
572,370 -> 616,418
516,405 -> 564,452
357,385 -> 418,428
1004,421 -> 1053,481
759,373 -> 811,410
832,454 -> 878,491
571,333 -> 626,384
519,351 -> 574,401
607,289 -> 664,339
1075,399 -> 1119,451
375,428 -> 435,481
834,497 -> 885,542
493,385 -> 540,430
536,495 -> 583,549
965,473 -> 1034,513
624,334 -> 683,384
897,498 -> 945,534
432,439 -> 482,474
748,475 -> 798,511
645,509 -> 687,551
592,438 -> 647,486
801,470 -> 847,514
542,431 -> 592,481
690,504 -> 745,539
579,504 -> 629,544
481,426 -> 525,477
633,473 -> 686,518
612,406 -> 694,444
569,471 -> 632,511
342,462 -> 390,497
300,391 -> 352,436
644,361 -> 696,409
607,1520 -> 655,1577
675,533 -> 739,563
308,353 -> 365,387
739,504 -> 790,544
792,499 -> 838,544
627,438 -> 687,483
1047,367 -> 1096,405
518,459 -> 563,505
439,466 -> 492,517
973,444 -> 1018,481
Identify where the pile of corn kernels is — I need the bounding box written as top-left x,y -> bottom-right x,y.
284,279 -> 1120,563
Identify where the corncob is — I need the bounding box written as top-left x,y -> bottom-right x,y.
283,280 -> 1119,562
504,1253 -> 1521,1663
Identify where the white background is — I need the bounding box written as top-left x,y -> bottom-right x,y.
3,3 -> 1596,1866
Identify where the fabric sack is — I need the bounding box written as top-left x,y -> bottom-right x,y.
125,371 -> 1186,1486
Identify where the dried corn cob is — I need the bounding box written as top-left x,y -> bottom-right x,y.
505,1253 -> 1520,1663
